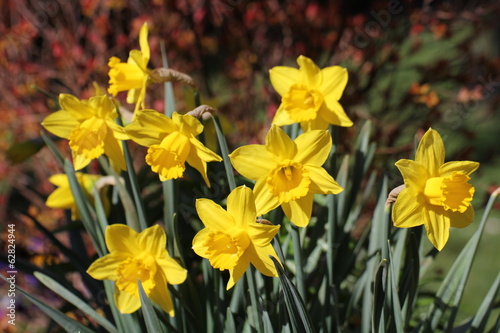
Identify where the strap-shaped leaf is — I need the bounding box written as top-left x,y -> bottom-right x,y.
1,274 -> 96,333
271,256 -> 315,333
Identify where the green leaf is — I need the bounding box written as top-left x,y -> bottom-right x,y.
425,190 -> 499,330
0,274 -> 96,333
34,272 -> 117,333
372,260 -> 388,332
63,159 -> 106,257
470,269 -> 500,332
211,114 -> 236,191
271,256 -> 315,333
5,137 -> 49,164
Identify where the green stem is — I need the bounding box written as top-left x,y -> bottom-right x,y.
245,268 -> 264,332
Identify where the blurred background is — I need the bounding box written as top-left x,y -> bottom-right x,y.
1,0 -> 499,331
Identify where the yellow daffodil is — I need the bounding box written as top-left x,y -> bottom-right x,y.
269,55 -> 352,131
229,125 -> 343,227
87,224 -> 187,315
108,22 -> 150,110
192,186 -> 281,289
42,94 -> 128,170
46,173 -> 108,220
125,109 -> 222,186
392,128 -> 479,251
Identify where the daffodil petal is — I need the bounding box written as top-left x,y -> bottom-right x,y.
269,66 -> 300,96
448,205 -> 474,228
185,147 -> 211,187
300,117 -> 329,132
392,188 -> 425,228
227,186 -> 257,230
41,110 -> 80,139
72,151 -> 91,171
129,50 -> 148,73
227,252 -> 251,290
271,104 -> 295,127
395,159 -> 428,190
247,223 -> 280,247
319,66 -> 348,100
105,224 -> 140,255
229,145 -> 277,180
192,228 -> 211,258
46,187 -> 75,209
157,254 -> 187,285
415,129 -> 445,177
86,252 -> 126,280
294,130 -> 331,165
297,55 -> 321,87
149,274 -> 175,316
126,109 -> 174,146
103,131 -> 126,171
439,161 -> 480,177
196,198 -> 235,230
281,194 -> 313,227
173,112 -> 204,136
137,225 -> 166,257
319,100 -> 353,127
59,93 -> 95,120
307,165 -> 343,194
247,243 -> 279,277
106,120 -> 129,141
253,178 -> 281,216
48,174 -> 70,187
265,125 -> 296,160
186,138 -> 222,187
114,286 -> 141,314
423,206 -> 450,251
139,23 -> 150,62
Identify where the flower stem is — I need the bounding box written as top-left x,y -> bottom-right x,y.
245,268 -> 264,332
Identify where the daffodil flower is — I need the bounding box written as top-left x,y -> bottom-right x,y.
270,55 -> 352,131
108,22 -> 150,111
229,125 -> 343,227
392,128 -> 479,251
46,173 -> 108,220
87,224 -> 187,315
42,94 -> 128,170
192,186 -> 281,289
125,109 -> 222,186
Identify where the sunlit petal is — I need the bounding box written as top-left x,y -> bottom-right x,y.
281,194 -> 313,227
319,66 -> 348,100
297,55 -> 321,86
307,165 -> 343,194
229,145 -> 277,180
265,125 -> 297,160
294,130 -> 331,165
114,287 -> 141,314
395,159 -> 428,190
392,188 -> 425,228
227,252 -> 250,290
439,160 -> 480,177
415,128 -> 445,177
126,109 -> 174,146
196,198 -> 235,230
227,186 -> 256,229
269,66 -> 300,96
423,206 -> 450,251
41,110 -> 80,139
319,100 -> 353,127
253,177 -> 281,216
